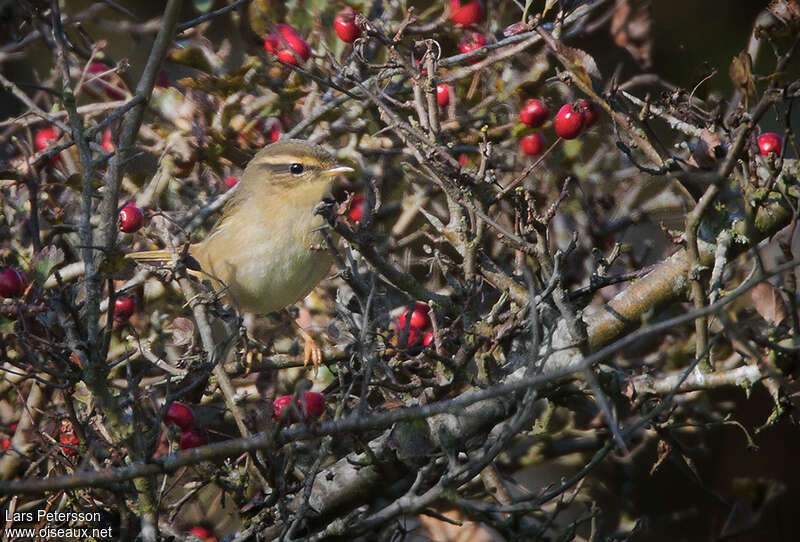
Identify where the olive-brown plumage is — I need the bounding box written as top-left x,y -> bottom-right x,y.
129,140 -> 353,316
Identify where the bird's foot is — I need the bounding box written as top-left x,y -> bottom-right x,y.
299,328 -> 322,375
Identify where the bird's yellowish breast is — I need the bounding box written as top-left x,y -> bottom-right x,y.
192,181 -> 332,314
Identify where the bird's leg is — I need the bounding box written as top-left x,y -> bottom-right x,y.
287,307 -> 322,373
300,326 -> 323,373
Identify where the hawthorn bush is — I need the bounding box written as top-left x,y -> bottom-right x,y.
0,1 -> 799,540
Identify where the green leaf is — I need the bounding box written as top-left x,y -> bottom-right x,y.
543,0 -> 559,18
387,420 -> 434,461
0,317 -> 15,334
193,0 -> 213,13
31,245 -> 64,285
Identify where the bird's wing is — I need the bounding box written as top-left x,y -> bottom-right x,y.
126,249 -> 205,279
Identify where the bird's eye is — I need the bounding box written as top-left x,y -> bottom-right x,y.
290,163 -> 304,175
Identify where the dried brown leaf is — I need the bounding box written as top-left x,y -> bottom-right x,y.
170,317 -> 195,347
650,439 -> 671,475
751,283 -> 787,326
688,129 -> 724,168
729,50 -> 756,107
552,41 -> 602,88
416,508 -> 506,542
610,0 -> 653,68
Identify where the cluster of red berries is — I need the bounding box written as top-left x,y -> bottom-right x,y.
452,0 -> 488,63
396,302 -> 435,348
0,267 -> 26,297
263,5 -> 480,108
264,24 -> 311,66
273,392 -> 325,422
452,0 -> 488,66
517,98 -> 601,156
434,3 -> 487,111
264,6 -> 363,66
35,124 -> 114,162
164,401 -> 208,450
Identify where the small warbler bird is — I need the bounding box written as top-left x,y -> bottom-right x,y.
128,139 -> 354,365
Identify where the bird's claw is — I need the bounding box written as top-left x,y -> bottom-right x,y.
299,328 -> 322,375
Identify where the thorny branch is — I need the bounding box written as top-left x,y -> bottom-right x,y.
1,1 -> 799,541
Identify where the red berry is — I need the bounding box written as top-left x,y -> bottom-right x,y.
458,153 -> 469,166
119,203 -> 144,233
59,433 -> 79,455
554,103 -> 585,139
348,194 -> 366,224
437,84 -> 451,108
458,32 -> 488,64
264,24 -> 310,66
87,61 -> 107,74
1,439 -> 9,451
519,98 -> 549,128
69,353 -> 83,368
224,176 -> 239,189
302,392 -> 325,419
758,132 -> 782,156
334,8 -> 361,43
35,126 -> 61,162
579,99 -> 601,128
114,295 -> 136,322
180,429 -> 208,450
276,49 -> 300,65
450,0 -> 484,26
273,393 -> 324,421
273,395 -> 294,420
0,267 -> 24,297
520,132 -> 545,156
155,70 -> 170,88
164,401 -> 194,431
35,127 -> 58,151
401,327 -> 421,347
269,119 -> 282,142
86,62 -> 124,99
188,526 -> 217,542
397,302 -> 431,331
59,420 -> 79,456
422,331 -> 435,347
101,128 -> 115,152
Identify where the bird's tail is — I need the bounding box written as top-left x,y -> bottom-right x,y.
126,249 -> 206,280
125,249 -> 173,263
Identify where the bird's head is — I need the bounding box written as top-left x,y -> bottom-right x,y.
241,139 -> 354,190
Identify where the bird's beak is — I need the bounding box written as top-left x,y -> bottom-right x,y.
322,165 -> 355,177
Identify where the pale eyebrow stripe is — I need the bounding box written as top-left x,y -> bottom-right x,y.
256,154 -> 322,166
